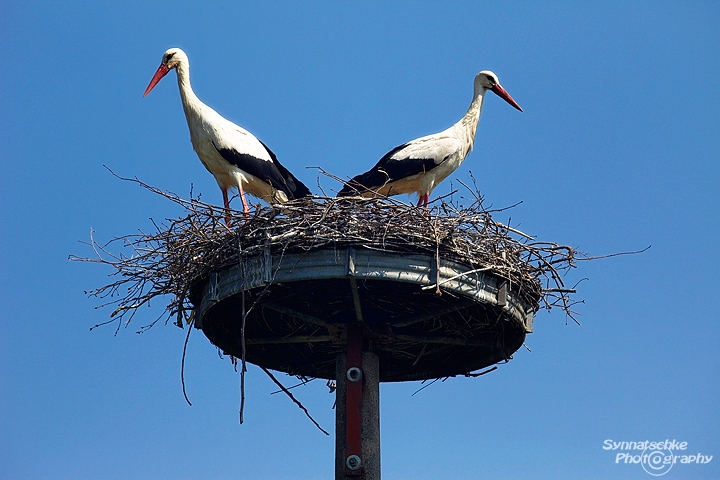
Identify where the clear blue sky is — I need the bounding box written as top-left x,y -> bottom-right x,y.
2,2 -> 719,479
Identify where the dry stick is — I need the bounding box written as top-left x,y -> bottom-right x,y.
494,222 -> 535,241
580,245 -> 651,260
89,317 -> 119,331
457,178 -> 482,203
312,171 -> 329,197
421,266 -> 494,291
435,242 -> 442,295
428,189 -> 459,205
181,313 -> 193,406
261,367 -> 330,435
411,377 -> 441,396
270,378 -> 315,395
464,366 -> 498,377
307,166 -> 349,194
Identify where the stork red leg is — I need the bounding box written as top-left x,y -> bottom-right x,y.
239,185 -> 250,217
417,193 -> 429,207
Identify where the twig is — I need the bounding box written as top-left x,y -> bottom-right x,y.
270,378 -> 315,395
580,245 -> 651,260
421,266 -> 494,290
261,367 -> 330,435
464,366 -> 498,377
411,377 -> 441,396
543,288 -> 577,293
181,313 -> 193,406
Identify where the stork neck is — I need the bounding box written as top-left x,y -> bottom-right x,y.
456,88 -> 487,147
174,62 -> 202,117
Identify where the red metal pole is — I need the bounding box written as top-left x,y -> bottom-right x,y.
344,325 -> 364,476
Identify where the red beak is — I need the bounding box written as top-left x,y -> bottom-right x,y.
143,64 -> 171,97
491,83 -> 523,112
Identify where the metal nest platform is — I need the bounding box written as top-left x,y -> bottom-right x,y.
195,247 -> 534,382
74,187 -> 580,378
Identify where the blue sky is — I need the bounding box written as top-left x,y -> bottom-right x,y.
2,2 -> 719,479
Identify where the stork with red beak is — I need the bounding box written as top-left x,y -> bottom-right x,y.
338,71 -> 522,206
143,48 -> 311,223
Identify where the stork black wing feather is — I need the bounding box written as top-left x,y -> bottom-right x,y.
213,142 -> 309,199
338,142 -> 440,196
257,140 -> 312,198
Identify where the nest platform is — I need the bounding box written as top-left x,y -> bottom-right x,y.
76,190 -> 578,381
195,247 -> 535,382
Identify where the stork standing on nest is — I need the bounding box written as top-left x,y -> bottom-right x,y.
337,71 -> 522,206
143,48 -> 311,224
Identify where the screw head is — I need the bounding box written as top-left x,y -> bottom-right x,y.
346,454 -> 362,470
346,367 -> 362,382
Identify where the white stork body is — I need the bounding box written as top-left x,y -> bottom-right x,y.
338,71 -> 522,206
144,48 -> 310,220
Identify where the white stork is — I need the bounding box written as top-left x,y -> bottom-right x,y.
143,48 -> 311,223
337,71 -> 522,206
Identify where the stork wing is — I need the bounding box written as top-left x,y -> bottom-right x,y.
212,126 -> 309,199
339,134 -> 461,195
382,134 -> 461,178
257,139 -> 312,198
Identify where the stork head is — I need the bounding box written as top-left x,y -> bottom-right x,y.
475,71 -> 523,112
143,48 -> 187,97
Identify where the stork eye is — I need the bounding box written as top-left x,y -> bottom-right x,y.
485,75 -> 496,85
165,52 -> 176,62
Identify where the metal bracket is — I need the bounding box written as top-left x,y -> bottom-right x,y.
263,243 -> 272,284
346,247 -> 356,276
208,272 -> 219,303
497,280 -> 508,307
349,278 -> 364,323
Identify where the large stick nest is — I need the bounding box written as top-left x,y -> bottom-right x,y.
71,177 -> 582,333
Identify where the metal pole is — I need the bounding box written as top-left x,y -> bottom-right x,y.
360,351 -> 380,479
335,339 -> 380,479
